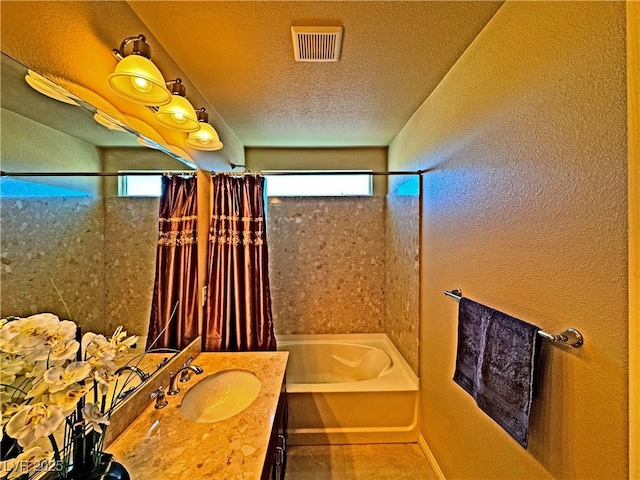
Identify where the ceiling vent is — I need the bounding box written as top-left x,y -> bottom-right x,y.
291,26 -> 343,62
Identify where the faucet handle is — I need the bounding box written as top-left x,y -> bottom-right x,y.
150,386 -> 168,409
180,369 -> 192,383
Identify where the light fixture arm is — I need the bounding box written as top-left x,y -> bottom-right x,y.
112,34 -> 151,60
195,108 -> 209,123
165,79 -> 186,96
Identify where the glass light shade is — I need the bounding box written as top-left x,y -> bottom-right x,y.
26,71 -> 79,106
153,95 -> 199,132
186,123 -> 223,150
108,55 -> 171,106
94,110 -> 127,132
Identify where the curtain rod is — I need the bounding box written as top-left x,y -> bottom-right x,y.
0,171 -> 195,177
217,170 -> 424,176
2,169 -> 428,178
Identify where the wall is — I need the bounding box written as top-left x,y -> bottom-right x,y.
389,2 -> 628,479
0,196 -> 106,333
104,197 -> 159,336
268,197 -> 385,335
1,108 -> 101,195
246,147 -> 388,195
384,178 -> 420,375
0,194 -> 159,337
628,2 -> 640,476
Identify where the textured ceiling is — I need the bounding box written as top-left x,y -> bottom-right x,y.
1,1 -> 503,158
129,1 -> 503,147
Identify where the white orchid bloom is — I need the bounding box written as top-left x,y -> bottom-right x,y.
0,353 -> 27,375
1,402 -> 23,426
48,383 -> 91,414
0,370 -> 17,386
42,362 -> 91,393
5,403 -> 66,447
90,362 -> 117,396
28,320 -> 78,362
24,381 -> 48,404
48,340 -> 80,362
81,403 -> 110,434
110,326 -> 138,349
0,314 -> 60,353
85,334 -> 117,366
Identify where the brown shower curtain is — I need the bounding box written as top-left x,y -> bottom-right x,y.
146,174 -> 199,350
202,174 -> 276,351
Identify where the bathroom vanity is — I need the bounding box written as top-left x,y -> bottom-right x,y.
107,351 -> 289,479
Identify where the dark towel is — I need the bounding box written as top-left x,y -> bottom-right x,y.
453,297 -> 540,448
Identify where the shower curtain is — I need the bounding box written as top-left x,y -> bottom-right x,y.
202,174 -> 276,351
146,174 -> 199,350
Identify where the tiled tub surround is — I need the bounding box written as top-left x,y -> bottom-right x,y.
267,197 -> 386,335
104,197 -> 159,335
0,196 -> 106,333
0,195 -> 160,336
107,351 -> 289,479
384,189 -> 420,375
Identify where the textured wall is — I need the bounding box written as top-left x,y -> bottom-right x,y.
1,108 -> 101,195
0,196 -> 106,333
389,2 -> 627,479
104,197 -> 159,336
384,185 -> 420,375
0,195 -> 159,338
268,197 -> 385,335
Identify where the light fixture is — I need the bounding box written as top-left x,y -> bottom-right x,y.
186,108 -> 223,151
153,79 -> 199,132
25,70 -> 79,105
94,110 -> 127,132
108,34 -> 171,106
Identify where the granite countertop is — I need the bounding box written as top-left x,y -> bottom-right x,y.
107,351 -> 289,480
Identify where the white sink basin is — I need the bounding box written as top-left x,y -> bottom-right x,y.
180,370 -> 261,423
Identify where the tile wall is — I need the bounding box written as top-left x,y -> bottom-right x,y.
0,196 -> 106,333
0,195 -> 159,337
1,192 -> 420,373
384,189 -> 420,375
268,197 -> 386,334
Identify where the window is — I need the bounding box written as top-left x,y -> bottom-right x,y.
118,172 -> 164,197
264,171 -> 372,197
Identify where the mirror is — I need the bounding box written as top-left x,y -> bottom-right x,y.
0,52 -> 194,391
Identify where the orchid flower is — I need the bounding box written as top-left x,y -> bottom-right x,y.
82,403 -> 110,434
4,403 -> 66,447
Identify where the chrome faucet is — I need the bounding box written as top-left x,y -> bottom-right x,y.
115,365 -> 150,382
167,357 -> 203,395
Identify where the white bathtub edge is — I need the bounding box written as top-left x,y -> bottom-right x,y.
277,333 -> 419,393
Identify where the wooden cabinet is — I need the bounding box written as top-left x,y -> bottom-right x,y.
262,381 -> 288,480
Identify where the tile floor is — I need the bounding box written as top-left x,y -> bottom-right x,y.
285,443 -> 439,480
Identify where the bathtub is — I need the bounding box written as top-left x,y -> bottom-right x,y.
277,333 -> 419,445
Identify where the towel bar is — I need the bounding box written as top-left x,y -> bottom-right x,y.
445,289 -> 584,348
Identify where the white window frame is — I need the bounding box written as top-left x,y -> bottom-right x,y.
118,171 -> 165,197
263,170 -> 373,197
